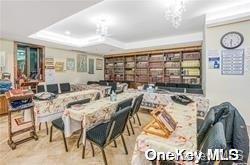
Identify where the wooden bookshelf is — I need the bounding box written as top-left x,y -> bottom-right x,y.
104,46 -> 202,86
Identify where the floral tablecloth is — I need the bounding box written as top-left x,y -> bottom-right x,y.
71,84 -> 111,97
33,90 -> 99,123
127,89 -> 209,119
63,92 -> 140,143
132,103 -> 197,165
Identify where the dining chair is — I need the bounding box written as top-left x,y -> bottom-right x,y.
82,106 -> 132,165
99,81 -> 108,86
46,84 -> 59,94
116,98 -> 133,136
37,85 -> 45,93
128,94 -> 144,135
186,88 -> 203,94
87,81 -> 99,85
59,83 -> 71,93
49,98 -> 91,152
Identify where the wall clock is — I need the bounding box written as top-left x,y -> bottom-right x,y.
220,31 -> 244,49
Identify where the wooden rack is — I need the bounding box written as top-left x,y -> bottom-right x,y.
5,90 -> 38,149
104,46 -> 202,87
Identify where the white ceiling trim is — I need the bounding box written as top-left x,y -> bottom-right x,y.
30,30 -> 203,51
125,32 -> 203,49
206,2 -> 250,27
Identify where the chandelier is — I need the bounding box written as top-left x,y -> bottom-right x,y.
165,0 -> 186,28
96,19 -> 108,37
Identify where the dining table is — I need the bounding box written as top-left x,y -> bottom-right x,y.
131,102 -> 197,165
24,89 -> 100,124
62,92 -> 141,147
126,89 -> 209,119
70,84 -> 111,97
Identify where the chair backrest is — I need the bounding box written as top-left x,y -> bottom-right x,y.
37,85 -> 45,93
47,84 -> 59,94
143,84 -> 148,90
99,81 -> 108,86
199,122 -> 227,164
66,98 -> 91,108
131,94 -> 144,115
87,81 -> 99,85
105,106 -> 132,143
94,92 -> 101,100
186,88 -> 203,94
155,82 -> 165,87
168,87 -> 185,93
197,108 -> 215,147
109,82 -> 117,93
116,98 -> 133,112
60,83 -> 71,93
189,84 -> 201,89
177,83 -> 189,88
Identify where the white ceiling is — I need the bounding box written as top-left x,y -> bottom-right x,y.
1,0 -> 250,55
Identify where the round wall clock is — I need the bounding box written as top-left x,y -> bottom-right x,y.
220,31 -> 244,49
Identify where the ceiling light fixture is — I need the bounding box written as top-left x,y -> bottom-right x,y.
164,0 -> 186,28
65,30 -> 71,35
96,19 -> 109,37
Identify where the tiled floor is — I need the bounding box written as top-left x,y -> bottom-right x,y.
0,110 -> 152,165
0,111 -> 249,165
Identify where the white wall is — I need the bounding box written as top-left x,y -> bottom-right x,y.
205,20 -> 250,125
0,39 -> 104,84
45,47 -> 104,84
0,39 -> 14,83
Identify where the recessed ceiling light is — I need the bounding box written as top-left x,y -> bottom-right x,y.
65,30 -> 71,35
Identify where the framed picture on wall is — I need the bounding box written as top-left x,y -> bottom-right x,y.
45,57 -> 54,69
77,54 -> 87,72
88,58 -> 94,74
55,62 -> 64,72
66,58 -> 75,71
96,58 -> 103,70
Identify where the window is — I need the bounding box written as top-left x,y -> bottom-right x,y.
15,42 -> 45,81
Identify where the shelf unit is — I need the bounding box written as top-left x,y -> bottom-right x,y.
104,46 -> 202,86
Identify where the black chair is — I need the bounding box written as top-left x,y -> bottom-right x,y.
186,88 -> 203,94
109,82 -> 117,94
83,106 -> 132,165
49,98 -> 91,152
165,83 -> 177,87
87,81 -> 99,85
177,83 -> 189,89
128,94 -> 144,135
47,84 -> 59,94
116,98 -> 133,112
37,85 -> 45,93
116,98 -> 133,136
155,82 -> 165,87
60,83 -> 71,93
99,80 -> 108,86
168,87 -> 185,93
188,84 -> 201,89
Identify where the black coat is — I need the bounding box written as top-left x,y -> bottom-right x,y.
211,102 -> 249,164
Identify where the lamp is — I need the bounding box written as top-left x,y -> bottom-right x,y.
0,51 -> 6,79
